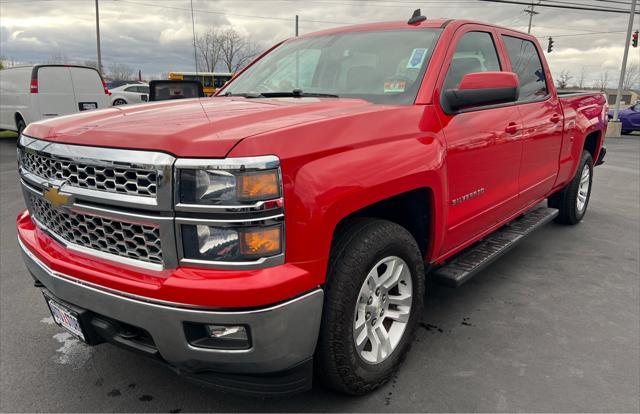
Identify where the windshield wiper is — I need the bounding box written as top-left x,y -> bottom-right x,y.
222,92 -> 264,98
223,89 -> 339,99
261,89 -> 339,98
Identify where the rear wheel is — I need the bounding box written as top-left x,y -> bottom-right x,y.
548,150 -> 593,225
317,219 -> 425,395
16,117 -> 26,136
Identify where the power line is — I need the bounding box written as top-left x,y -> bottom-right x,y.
478,0 -> 640,13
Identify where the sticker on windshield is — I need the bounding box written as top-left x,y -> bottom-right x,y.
384,80 -> 406,93
407,48 -> 428,69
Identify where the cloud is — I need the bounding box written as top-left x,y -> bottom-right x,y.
0,0 -> 637,88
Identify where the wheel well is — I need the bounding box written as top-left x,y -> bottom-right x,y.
332,188 -> 432,257
583,131 -> 600,159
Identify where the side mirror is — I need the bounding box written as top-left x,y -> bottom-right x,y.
149,80 -> 205,101
442,72 -> 519,113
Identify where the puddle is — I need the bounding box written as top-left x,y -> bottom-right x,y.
51,332 -> 93,370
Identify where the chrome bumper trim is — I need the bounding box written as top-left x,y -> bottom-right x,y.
19,237 -> 324,373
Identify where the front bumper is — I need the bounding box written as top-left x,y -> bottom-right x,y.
20,238 -> 323,395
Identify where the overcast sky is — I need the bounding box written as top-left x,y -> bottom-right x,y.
1,0 -> 639,88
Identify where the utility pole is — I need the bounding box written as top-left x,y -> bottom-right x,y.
95,0 -> 102,75
295,15 -> 299,36
612,0 -> 637,122
190,0 -> 198,74
524,1 -> 539,34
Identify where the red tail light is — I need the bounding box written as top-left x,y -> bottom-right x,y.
30,78 -> 38,94
102,80 -> 111,95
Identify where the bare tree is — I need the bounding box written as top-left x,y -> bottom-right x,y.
47,52 -> 69,64
597,71 -> 610,91
220,28 -> 257,72
196,28 -> 224,72
556,70 -> 573,89
83,60 -> 99,70
622,63 -> 639,91
108,63 -> 134,80
577,67 -> 586,89
0,55 -> 16,69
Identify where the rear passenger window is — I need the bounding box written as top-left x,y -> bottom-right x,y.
443,31 -> 501,90
502,35 -> 548,101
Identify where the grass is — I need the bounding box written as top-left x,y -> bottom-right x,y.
0,130 -> 18,139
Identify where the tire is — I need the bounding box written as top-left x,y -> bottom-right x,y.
16,117 -> 26,136
317,219 -> 425,395
621,130 -> 631,135
112,98 -> 127,106
548,150 -> 593,225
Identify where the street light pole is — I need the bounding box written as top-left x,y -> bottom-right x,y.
295,15 -> 299,36
612,0 -> 637,122
95,0 -> 102,75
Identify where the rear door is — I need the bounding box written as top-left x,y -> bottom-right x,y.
69,66 -> 108,111
435,26 -> 525,254
36,66 -> 76,119
499,34 -> 563,205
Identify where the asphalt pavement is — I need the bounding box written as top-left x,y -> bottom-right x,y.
1,135 -> 638,412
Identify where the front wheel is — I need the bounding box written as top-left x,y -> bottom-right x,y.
548,150 -> 593,224
317,219 -> 425,395
112,98 -> 127,106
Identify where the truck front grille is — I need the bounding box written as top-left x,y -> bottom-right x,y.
21,150 -> 158,197
28,194 -> 163,265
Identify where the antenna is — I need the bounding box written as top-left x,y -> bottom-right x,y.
408,9 -> 427,25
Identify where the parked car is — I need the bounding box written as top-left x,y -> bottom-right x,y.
109,83 -> 149,106
608,101 -> 640,134
0,64 -> 110,135
16,13 -> 607,396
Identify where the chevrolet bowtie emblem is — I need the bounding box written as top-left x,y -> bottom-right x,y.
43,187 -> 72,209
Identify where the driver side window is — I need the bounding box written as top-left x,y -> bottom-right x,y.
443,31 -> 501,91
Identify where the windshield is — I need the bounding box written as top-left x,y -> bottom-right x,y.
222,29 -> 441,105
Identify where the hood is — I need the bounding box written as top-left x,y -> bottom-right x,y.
23,97 -> 376,157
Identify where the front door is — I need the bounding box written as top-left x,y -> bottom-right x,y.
435,27 -> 524,254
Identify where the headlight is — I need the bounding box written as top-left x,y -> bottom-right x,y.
177,158 -> 281,206
181,224 -> 283,262
175,156 -> 284,268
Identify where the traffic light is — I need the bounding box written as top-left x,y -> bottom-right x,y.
633,30 -> 638,48
547,37 -> 554,53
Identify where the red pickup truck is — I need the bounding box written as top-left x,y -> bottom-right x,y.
17,14 -> 607,396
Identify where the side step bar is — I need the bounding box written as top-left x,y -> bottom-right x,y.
433,207 -> 559,287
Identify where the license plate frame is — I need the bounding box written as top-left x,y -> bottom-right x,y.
78,102 -> 98,111
44,294 -> 87,342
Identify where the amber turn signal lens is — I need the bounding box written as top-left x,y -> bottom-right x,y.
237,171 -> 279,201
240,227 -> 281,257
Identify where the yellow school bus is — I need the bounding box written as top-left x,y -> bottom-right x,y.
167,72 -> 233,96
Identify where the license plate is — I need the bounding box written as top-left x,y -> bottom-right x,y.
79,102 -> 98,111
46,298 -> 86,341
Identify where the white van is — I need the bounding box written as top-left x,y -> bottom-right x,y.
0,64 -> 110,135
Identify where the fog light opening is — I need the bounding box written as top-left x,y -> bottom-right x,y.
184,322 -> 251,350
